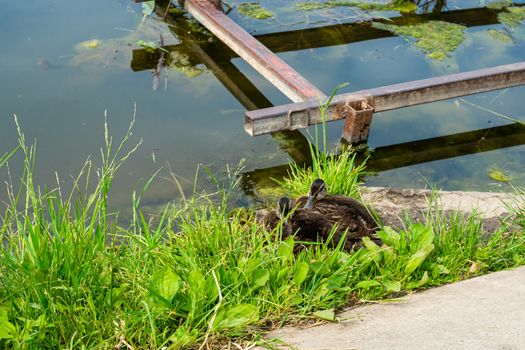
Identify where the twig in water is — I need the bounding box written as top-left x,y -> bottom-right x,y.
459,98 -> 525,125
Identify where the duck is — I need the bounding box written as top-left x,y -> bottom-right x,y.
295,178 -> 380,248
261,197 -> 358,251
258,197 -> 293,238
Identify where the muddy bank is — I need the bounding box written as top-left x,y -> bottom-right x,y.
361,187 -> 523,232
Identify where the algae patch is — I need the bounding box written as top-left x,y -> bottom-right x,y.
238,2 -> 274,19
296,0 -> 417,13
486,0 -> 513,10
487,28 -> 513,43
372,20 -> 466,60
498,7 -> 525,28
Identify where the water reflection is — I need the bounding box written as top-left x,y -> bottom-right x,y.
0,0 -> 524,215
241,122 -> 525,198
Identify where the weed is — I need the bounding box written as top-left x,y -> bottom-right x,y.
1,107 -> 524,348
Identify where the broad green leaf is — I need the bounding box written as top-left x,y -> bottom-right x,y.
150,267 -> 181,303
380,245 -> 397,266
277,236 -> 294,261
362,236 -> 381,264
293,261 -> 309,286
410,224 -> 434,253
168,327 -> 197,348
0,307 -> 15,340
405,244 -> 434,275
313,308 -> 335,321
355,280 -> 382,289
430,263 -> 450,278
382,280 -> 401,292
327,273 -> 347,290
377,226 -> 400,248
213,304 -> 259,330
105,284 -> 127,307
406,271 -> 429,290
252,268 -> 270,288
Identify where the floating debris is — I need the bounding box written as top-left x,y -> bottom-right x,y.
372,20 -> 466,60
237,2 -> 274,19
488,168 -> 512,182
80,39 -> 100,49
36,57 -> 50,69
136,39 -> 168,53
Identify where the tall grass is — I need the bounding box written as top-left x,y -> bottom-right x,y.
0,109 -> 524,349
278,89 -> 366,199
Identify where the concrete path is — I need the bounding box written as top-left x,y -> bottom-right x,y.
262,266 -> 525,350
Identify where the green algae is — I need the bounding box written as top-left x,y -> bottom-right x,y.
372,20 -> 466,60
487,28 -> 513,43
238,2 -> 274,19
296,0 -> 417,13
498,7 -> 525,28
486,0 -> 513,10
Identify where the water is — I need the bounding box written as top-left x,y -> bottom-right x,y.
1,0 -> 525,214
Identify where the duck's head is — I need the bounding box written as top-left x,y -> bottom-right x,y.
304,178 -> 327,208
277,197 -> 293,219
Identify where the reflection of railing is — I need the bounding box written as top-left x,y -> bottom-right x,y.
241,122 -> 525,197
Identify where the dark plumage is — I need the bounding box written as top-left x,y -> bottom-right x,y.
259,197 -> 293,238
295,178 -> 380,249
260,197 -> 349,250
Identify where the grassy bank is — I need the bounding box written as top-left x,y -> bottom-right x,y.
1,117 -> 524,349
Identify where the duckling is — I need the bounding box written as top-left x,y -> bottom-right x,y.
258,197 -> 293,238
296,178 -> 380,247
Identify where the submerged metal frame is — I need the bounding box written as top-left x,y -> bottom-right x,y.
180,0 -> 525,143
135,0 -> 525,144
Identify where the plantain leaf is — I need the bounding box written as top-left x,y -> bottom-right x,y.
213,304 -> 259,330
405,244 -> 434,275
293,261 -> 309,286
0,307 -> 15,340
410,224 -> 434,253
377,226 -> 401,248
277,236 -> 295,262
382,279 -> 401,292
355,279 -> 382,289
252,268 -> 270,288
313,308 -> 335,321
150,267 -> 181,304
406,271 -> 429,290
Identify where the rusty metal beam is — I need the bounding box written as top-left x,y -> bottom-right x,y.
245,62 -> 525,136
183,0 -> 325,102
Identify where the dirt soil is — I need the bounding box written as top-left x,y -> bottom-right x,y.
360,187 -> 523,232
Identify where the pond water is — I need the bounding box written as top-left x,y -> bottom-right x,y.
1,0 -> 525,214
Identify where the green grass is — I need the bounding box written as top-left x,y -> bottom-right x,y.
1,111 -> 524,349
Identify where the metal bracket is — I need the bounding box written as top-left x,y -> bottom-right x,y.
340,96 -> 375,144
286,109 -> 309,130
